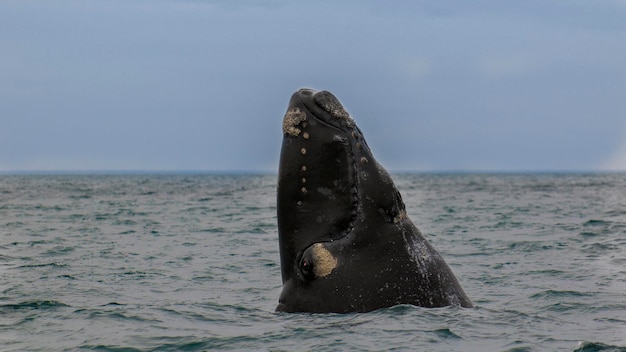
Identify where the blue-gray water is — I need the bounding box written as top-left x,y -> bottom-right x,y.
1,173 -> 625,351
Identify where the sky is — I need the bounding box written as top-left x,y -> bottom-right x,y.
1,0 -> 625,172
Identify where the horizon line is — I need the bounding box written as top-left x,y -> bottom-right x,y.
1,169 -> 625,175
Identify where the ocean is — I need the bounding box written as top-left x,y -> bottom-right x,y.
1,173 -> 625,351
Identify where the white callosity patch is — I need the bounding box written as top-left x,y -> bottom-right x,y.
311,243 -> 338,278
314,91 -> 356,128
282,107 -> 310,207
282,108 -> 307,136
393,209 -> 407,223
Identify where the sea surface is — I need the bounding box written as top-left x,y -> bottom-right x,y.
1,173 -> 626,351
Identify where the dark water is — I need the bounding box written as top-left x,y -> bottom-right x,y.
1,173 -> 625,351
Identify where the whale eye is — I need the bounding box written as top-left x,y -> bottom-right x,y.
299,256 -> 315,281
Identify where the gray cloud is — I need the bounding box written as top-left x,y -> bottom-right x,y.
1,0 -> 624,171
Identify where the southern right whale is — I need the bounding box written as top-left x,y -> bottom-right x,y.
275,88 -> 472,313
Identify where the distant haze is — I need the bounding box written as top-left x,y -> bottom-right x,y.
2,0 -> 625,172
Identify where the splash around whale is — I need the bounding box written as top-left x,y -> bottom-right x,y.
275,88 -> 472,313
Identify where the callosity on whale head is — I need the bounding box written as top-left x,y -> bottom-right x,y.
276,88 -> 472,313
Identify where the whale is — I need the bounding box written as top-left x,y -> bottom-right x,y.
275,88 -> 472,313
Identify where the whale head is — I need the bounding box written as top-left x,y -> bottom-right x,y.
275,88 -> 411,312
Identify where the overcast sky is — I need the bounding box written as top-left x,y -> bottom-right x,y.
1,0 -> 625,172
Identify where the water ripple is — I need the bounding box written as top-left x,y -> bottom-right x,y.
1,174 -> 626,351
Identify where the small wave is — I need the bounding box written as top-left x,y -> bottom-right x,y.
200,302 -> 259,314
574,341 -> 626,352
604,209 -> 626,217
583,242 -> 619,254
235,227 -> 268,234
78,345 -> 143,352
85,310 -> 156,323
68,194 -> 92,200
196,227 -> 227,233
117,270 -> 165,278
530,290 -> 594,299
430,327 -> 462,340
502,346 -> 533,352
527,269 -> 567,276
34,204 -> 64,211
583,219 -> 611,227
3,221 -> 25,227
372,303 -> 424,315
43,246 -> 75,256
155,338 -> 252,351
0,300 -> 69,310
580,231 -> 601,237
58,274 -> 76,279
16,262 -> 67,269
119,336 -> 256,352
507,241 -> 553,251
